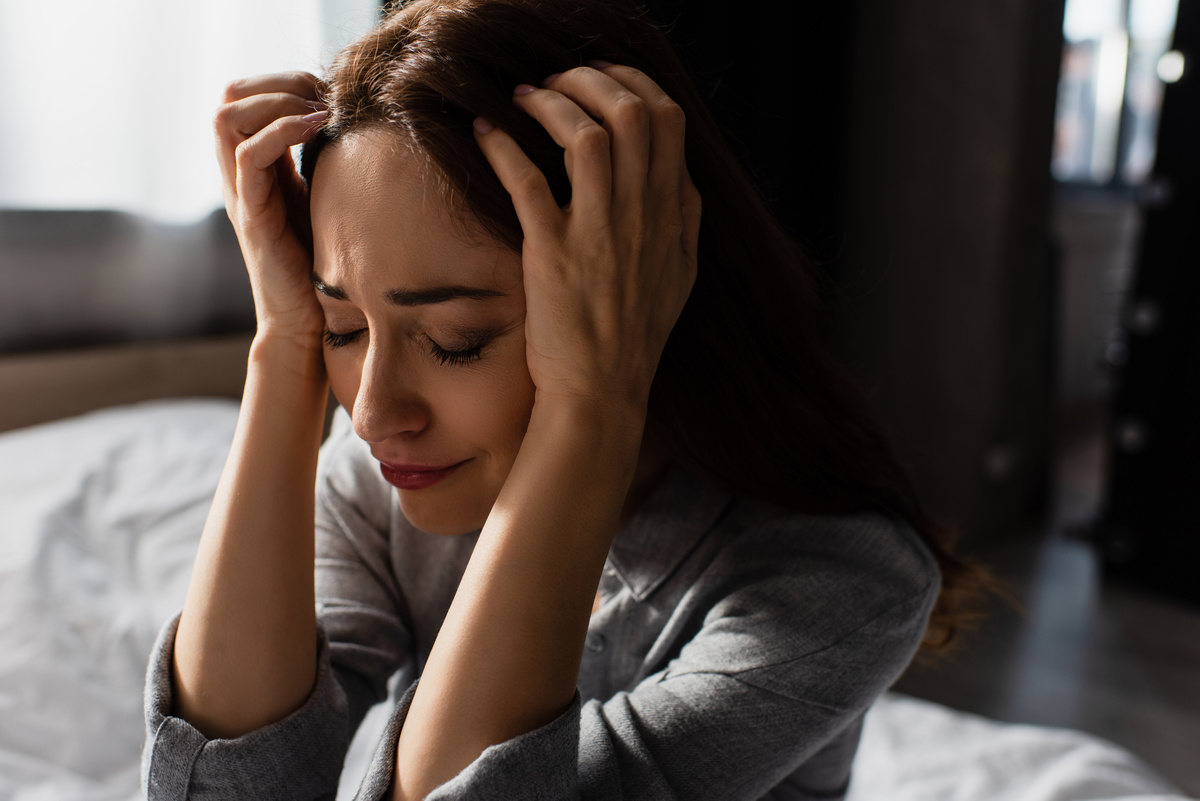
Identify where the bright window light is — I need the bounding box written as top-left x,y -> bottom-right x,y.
1053,0 -> 1181,184
1064,0 -> 1124,43
0,0 -> 379,223
1157,50 -> 1186,83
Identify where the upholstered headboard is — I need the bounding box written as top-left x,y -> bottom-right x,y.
0,335 -> 251,434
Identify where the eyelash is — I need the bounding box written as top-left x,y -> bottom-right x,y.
429,337 -> 486,366
322,328 -> 488,367
322,329 -> 362,350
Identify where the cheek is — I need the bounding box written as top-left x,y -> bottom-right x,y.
450,344 -> 535,457
324,350 -> 362,412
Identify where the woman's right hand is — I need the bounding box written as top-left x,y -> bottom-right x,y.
214,71 -> 328,344
174,78 -> 332,744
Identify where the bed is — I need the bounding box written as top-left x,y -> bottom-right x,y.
0,338 -> 1192,801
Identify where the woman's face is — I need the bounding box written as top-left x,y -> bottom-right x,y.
309,130 -> 535,536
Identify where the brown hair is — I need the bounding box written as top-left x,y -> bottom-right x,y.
300,0 -> 984,649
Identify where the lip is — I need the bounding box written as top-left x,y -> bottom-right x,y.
378,459 -> 468,490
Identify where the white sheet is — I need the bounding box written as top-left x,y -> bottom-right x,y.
0,400 -> 1191,801
847,694 -> 1186,801
0,400 -> 237,800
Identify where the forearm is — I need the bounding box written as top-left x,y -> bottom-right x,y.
172,334 -> 329,739
393,398 -> 644,800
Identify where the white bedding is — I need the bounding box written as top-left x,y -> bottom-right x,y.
0,400 -> 1191,801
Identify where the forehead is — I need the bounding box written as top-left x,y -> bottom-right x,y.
309,129 -> 513,289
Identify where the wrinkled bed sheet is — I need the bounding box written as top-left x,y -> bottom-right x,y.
0,400 -> 1191,801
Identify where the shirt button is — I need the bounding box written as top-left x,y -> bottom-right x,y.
585,631 -> 607,653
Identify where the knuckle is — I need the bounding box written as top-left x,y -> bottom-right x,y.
611,94 -> 649,132
657,99 -> 687,130
221,78 -> 245,104
285,71 -> 318,94
234,138 -> 256,170
513,166 -> 547,198
658,208 -> 685,240
574,125 -> 610,161
213,101 -> 236,134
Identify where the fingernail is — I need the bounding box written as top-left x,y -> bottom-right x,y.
301,110 -> 328,123
542,72 -> 561,86
305,100 -> 327,111
588,59 -> 614,70
473,116 -> 495,134
514,83 -> 536,96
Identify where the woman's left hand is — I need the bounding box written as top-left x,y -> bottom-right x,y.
473,61 -> 701,423
393,66 -> 698,799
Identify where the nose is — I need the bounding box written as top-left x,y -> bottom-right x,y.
351,339 -> 430,444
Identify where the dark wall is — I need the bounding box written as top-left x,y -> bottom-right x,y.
1098,0 -> 1200,605
650,0 -> 1064,548
840,0 -> 1064,547
643,1 -> 854,267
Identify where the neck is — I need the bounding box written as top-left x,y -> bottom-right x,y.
618,426 -> 671,529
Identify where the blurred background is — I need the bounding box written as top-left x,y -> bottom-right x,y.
0,0 -> 1196,792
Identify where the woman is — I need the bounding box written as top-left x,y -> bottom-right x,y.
143,0 -> 979,798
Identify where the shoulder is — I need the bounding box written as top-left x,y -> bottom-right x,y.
715,499 -> 941,614
681,491 -> 941,680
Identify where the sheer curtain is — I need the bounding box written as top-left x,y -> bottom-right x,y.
0,0 -> 379,223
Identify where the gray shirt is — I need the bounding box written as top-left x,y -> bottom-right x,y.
143,408 -> 940,800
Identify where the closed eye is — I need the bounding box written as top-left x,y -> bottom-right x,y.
425,334 -> 487,367
323,328 -> 365,349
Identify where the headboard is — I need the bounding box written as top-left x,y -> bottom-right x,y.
0,335 -> 252,434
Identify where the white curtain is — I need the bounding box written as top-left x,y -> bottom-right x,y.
0,0 -> 379,223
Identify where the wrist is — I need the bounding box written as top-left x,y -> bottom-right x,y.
528,392 -> 646,461
249,330 -> 327,384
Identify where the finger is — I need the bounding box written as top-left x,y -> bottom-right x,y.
215,92 -> 323,184
473,119 -> 562,242
508,86 -> 613,221
528,66 -> 649,210
221,71 -> 320,104
234,111 -> 326,211
276,156 -> 314,251
218,92 -> 322,138
583,62 -> 687,199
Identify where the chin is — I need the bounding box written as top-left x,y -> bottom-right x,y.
396,489 -> 490,536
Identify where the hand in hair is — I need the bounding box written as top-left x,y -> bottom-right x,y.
389,63 -> 700,800
174,75 -> 334,743
472,61 -> 702,421
213,72 -> 328,347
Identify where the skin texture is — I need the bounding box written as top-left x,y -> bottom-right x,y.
387,63 -> 699,800
311,131 -> 537,537
172,72 -> 331,741
173,56 -> 699,801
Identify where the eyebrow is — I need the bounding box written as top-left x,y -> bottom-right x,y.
312,275 -> 505,306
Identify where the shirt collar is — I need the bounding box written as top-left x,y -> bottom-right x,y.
606,464 -> 732,601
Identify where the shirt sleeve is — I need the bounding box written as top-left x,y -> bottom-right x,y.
349,512 -> 941,801
141,421 -> 414,800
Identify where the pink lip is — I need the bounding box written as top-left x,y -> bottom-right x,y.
378,459 -> 468,490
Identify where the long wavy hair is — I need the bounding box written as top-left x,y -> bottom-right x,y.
300,0 -> 984,649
